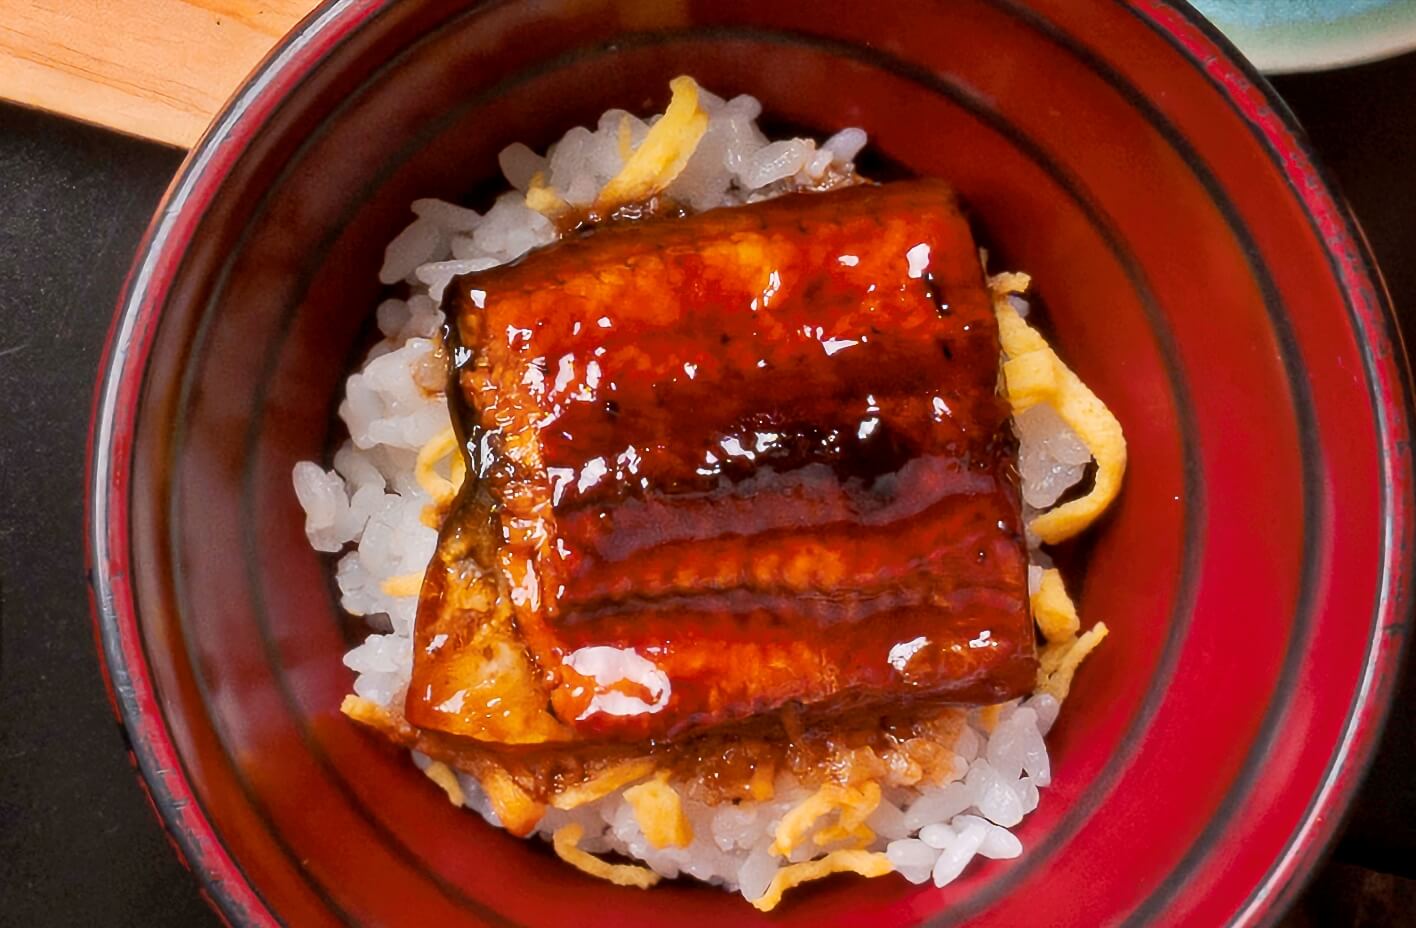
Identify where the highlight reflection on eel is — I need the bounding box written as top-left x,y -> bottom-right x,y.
409,179 -> 1036,746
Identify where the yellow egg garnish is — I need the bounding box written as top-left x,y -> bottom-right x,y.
991,274 -> 1127,545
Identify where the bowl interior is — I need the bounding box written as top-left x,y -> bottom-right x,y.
101,1 -> 1407,925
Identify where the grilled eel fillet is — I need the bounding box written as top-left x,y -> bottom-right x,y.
406,179 -> 1036,746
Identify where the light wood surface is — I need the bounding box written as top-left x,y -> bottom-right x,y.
0,0 -> 317,148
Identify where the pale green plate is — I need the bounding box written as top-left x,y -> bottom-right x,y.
1191,0 -> 1416,72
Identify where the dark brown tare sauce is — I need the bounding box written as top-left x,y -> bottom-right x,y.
408,179 -> 1036,745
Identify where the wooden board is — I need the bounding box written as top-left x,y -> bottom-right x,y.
0,0 -> 318,148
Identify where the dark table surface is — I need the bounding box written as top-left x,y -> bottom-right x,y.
1,51 -> 1414,928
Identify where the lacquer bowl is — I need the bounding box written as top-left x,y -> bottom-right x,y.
87,1 -> 1413,925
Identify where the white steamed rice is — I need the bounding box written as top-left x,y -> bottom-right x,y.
293,85 -> 1090,903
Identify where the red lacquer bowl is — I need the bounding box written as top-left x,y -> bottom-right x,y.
86,1 -> 1413,925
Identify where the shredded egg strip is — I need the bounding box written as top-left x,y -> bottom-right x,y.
527,76 -> 709,220
750,850 -> 894,913
415,426 -> 465,503
623,772 -> 694,849
771,781 -> 882,858
379,572 -> 424,598
1031,567 -> 1081,644
525,171 -> 570,217
552,823 -> 661,889
1038,622 -> 1110,702
422,761 -> 465,807
595,76 -> 709,210
990,272 -> 1127,545
550,758 -> 656,810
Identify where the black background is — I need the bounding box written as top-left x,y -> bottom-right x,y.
0,52 -> 1413,927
